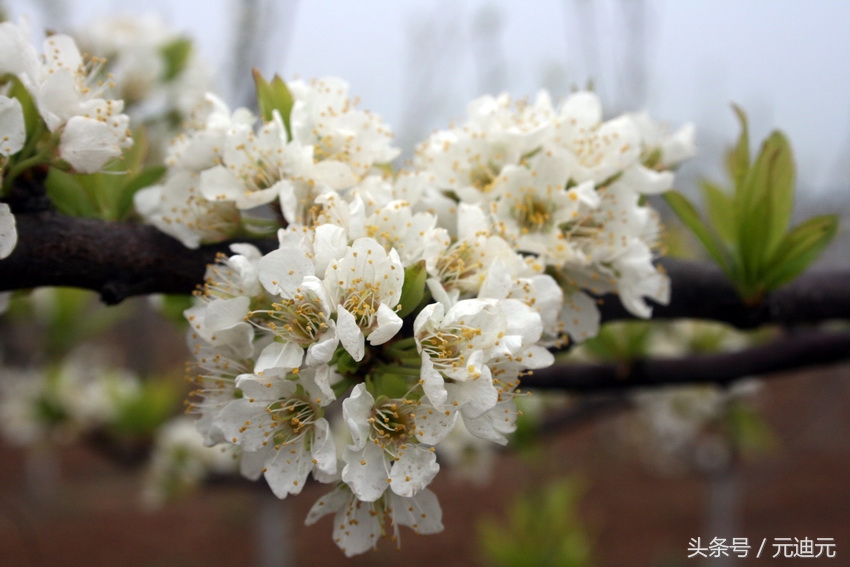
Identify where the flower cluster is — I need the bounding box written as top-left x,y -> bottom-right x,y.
71,13 -> 214,163
177,77 -> 693,555
0,19 -> 132,174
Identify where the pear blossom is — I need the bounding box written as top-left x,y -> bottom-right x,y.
306,484 -> 443,557
36,34 -> 133,172
289,76 -> 400,189
340,384 -> 439,502
185,331 -> 256,446
413,298 -> 503,409
250,245 -> 338,372
324,238 -> 404,361
217,369 -> 337,498
199,110 -> 308,209
170,75 -> 694,555
166,93 -> 256,172
134,170 -> 241,248
551,91 -> 642,184
414,91 -> 554,203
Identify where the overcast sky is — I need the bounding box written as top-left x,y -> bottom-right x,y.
6,0 -> 850,206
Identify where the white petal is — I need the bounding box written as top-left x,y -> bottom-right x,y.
0,203 -> 17,259
239,448 -> 267,481
419,356 -> 448,409
310,419 -> 338,476
0,96 -> 25,156
389,446 -> 439,497
255,340 -> 303,375
463,400 -> 519,445
342,442 -> 388,502
304,329 -> 339,367
264,441 -> 312,498
204,296 -> 250,330
388,489 -> 444,535
59,116 -> 124,173
478,259 -> 513,300
312,223 -> 348,276
257,246 -> 314,296
217,399 -> 275,450
620,164 -> 674,194
366,302 -> 402,345
413,403 -> 458,445
559,290 -> 600,343
336,305 -> 365,362
342,384 -> 373,449
305,486 -> 349,525
333,496 -> 382,557
447,368 -> 498,418
312,159 -> 357,190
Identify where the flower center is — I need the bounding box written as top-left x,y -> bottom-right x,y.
514,192 -> 553,233
369,400 -> 416,450
267,397 -> 318,447
254,290 -> 329,346
419,324 -> 483,376
435,241 -> 483,292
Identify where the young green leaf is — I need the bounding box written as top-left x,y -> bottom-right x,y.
397,259 -> 428,318
663,190 -> 733,276
253,70 -> 294,138
759,131 -> 795,263
45,167 -> 98,217
160,37 -> 193,82
728,104 -> 750,189
736,132 -> 792,283
700,179 -> 736,244
761,214 -> 838,290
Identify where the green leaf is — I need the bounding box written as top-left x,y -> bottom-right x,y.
756,131 -> 795,263
45,167 -> 98,217
160,38 -> 193,82
727,400 -> 778,456
727,104 -> 750,190
663,191 -> 733,276
253,69 -> 294,138
761,214 -> 838,290
4,74 -> 39,142
397,260 -> 428,318
112,379 -> 181,436
736,131 -> 793,284
700,179 -> 736,244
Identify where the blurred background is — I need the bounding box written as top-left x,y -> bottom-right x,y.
0,1 -> 848,566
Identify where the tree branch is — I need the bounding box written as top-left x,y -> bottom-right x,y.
522,329 -> 850,392
0,210 -> 275,304
1,212 -> 849,329
597,258 -> 850,328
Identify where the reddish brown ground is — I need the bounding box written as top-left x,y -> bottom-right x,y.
0,364 -> 847,567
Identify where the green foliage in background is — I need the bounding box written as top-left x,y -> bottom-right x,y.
478,477 -> 594,567
664,106 -> 838,302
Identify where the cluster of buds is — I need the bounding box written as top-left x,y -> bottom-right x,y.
173,74 -> 693,555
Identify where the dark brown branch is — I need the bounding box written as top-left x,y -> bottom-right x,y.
523,329 -> 850,392
0,211 -> 275,304
1,212 -> 849,329
597,258 -> 850,328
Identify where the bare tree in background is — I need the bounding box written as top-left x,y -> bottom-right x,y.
228,0 -> 299,109
396,1 -> 464,157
